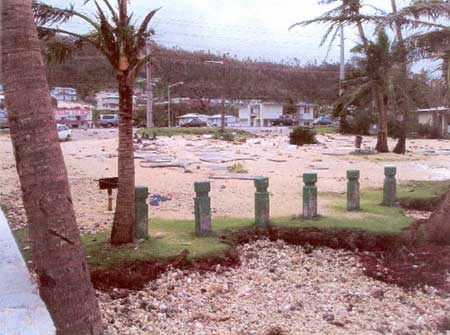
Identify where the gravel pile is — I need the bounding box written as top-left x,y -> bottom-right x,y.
99,239 -> 450,335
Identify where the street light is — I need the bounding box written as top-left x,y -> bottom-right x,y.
204,60 -> 226,132
167,81 -> 184,128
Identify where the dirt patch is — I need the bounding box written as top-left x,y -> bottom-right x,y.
91,248 -> 240,292
360,244 -> 450,292
399,195 -> 444,211
91,225 -> 450,296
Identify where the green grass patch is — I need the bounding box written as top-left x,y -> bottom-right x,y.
314,126 -> 338,134
398,180 -> 449,201
273,190 -> 413,234
139,127 -> 254,141
13,180 -> 448,271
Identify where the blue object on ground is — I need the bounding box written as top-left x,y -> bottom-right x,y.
149,194 -> 171,206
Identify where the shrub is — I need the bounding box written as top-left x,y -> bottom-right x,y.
289,126 -> 317,146
214,132 -> 235,141
227,162 -> 248,174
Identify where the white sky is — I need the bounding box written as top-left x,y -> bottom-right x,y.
41,0 -> 417,65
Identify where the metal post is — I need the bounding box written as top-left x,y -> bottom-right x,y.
145,40 -> 154,128
107,189 -> 113,211
167,86 -> 171,128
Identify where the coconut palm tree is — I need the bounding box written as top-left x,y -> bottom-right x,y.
290,0 -> 390,152
1,0 -> 103,333
33,0 -> 159,244
340,30 -> 392,143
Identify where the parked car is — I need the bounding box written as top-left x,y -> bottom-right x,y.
57,124 -> 72,141
271,115 -> 294,126
181,119 -> 207,128
98,114 -> 119,127
0,110 -> 8,129
313,115 -> 333,126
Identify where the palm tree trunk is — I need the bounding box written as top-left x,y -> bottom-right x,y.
111,73 -> 136,244
1,0 -> 103,333
375,86 -> 389,152
425,186 -> 450,244
391,0 -> 410,154
355,17 -> 389,152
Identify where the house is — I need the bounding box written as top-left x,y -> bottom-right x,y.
95,91 -> 120,112
207,114 -> 238,127
238,102 -> 283,127
416,106 -> 450,136
50,87 -> 77,101
53,100 -> 94,128
176,113 -> 209,126
296,102 -> 320,127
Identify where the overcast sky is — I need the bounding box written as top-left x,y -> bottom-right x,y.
42,0 -> 415,65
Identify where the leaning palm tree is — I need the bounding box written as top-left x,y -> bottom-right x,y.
33,0 -> 159,244
2,0 -> 103,333
290,0 -> 390,152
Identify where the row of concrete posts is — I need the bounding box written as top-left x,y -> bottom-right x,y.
133,166 -> 397,238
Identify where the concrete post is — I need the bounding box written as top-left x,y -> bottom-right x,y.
383,166 -> 397,206
194,181 -> 212,236
303,173 -> 318,218
254,177 -> 270,229
135,186 -> 149,239
347,170 -> 360,211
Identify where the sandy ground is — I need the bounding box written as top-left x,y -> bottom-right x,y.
1,128 -> 450,232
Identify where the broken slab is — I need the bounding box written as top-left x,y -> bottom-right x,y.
139,160 -> 197,169
199,155 -> 257,163
209,174 -> 264,180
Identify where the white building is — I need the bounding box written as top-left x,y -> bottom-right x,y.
50,87 -> 77,101
207,114 -> 238,127
95,91 -> 120,112
296,102 -> 320,127
53,100 -> 94,128
238,102 -> 283,127
416,106 -> 449,135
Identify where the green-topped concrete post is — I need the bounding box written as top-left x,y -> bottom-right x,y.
347,170 -> 360,211
303,173 -> 318,218
254,177 -> 270,229
383,166 -> 397,206
194,181 -> 212,236
135,186 -> 149,239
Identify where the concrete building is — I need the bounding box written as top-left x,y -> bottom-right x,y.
95,91 -> 120,112
238,102 -> 283,127
50,87 -> 77,101
416,106 -> 449,136
53,100 -> 94,128
296,102 -> 320,127
207,114 -> 238,127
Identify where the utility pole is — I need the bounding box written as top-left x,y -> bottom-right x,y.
339,25 -> 345,96
167,81 -> 184,128
145,39 -> 154,128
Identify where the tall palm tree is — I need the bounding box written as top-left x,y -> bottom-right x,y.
341,30 -> 392,143
290,0 -> 390,152
1,0 -> 103,333
33,0 -> 159,244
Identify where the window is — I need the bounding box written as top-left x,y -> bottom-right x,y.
0,111 -> 6,118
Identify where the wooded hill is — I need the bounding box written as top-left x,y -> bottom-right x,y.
43,41 -> 342,104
